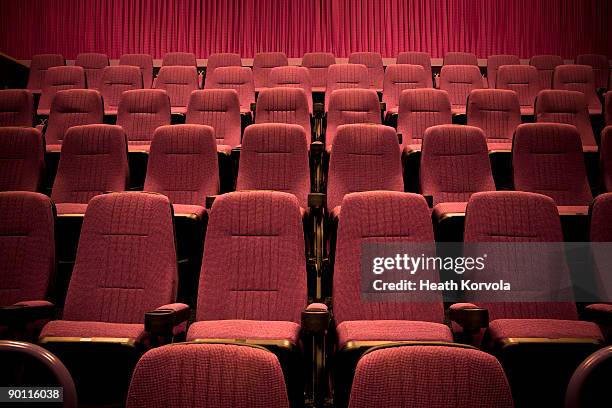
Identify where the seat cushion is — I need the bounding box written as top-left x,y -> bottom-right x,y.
488,319 -> 604,344
186,320 -> 301,343
55,203 -> 88,215
432,202 -> 467,221
40,320 -> 146,341
337,320 -> 453,349
172,204 -> 206,220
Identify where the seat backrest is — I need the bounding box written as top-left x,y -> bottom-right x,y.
439,65 -> 485,107
51,124 -> 128,204
513,123 -> 592,206
396,52 -> 432,76
38,66 -> 86,114
301,52 -> 335,89
535,89 -> 596,147
269,66 -> 313,113
196,191 -> 306,323
326,89 -> 381,149
162,52 -> 197,67
487,54 -> 520,88
144,124 -> 219,205
397,89 -> 452,145
153,66 -> 199,113
252,52 -> 288,89
553,65 -> 601,112
325,64 -> 369,108
467,89 -> 521,142
204,66 -> 255,112
576,54 -> 610,89
606,91 -> 612,126
185,89 -> 241,148
348,345 -> 513,408
0,192 -> 54,307
444,52 -> 478,66
0,89 -> 34,127
44,89 -> 104,146
327,124 -> 403,211
530,54 -> 563,89
382,64 -> 431,113
116,89 -> 171,145
119,54 -> 154,88
99,66 -> 143,112
63,192 -> 177,323
591,193 -> 612,242
27,54 -> 65,91
602,126 -> 612,192
496,65 -> 541,109
126,343 -> 289,408
206,52 -> 242,77
255,87 -> 311,139
75,53 -> 109,90
333,191 -> 442,324
348,52 -> 384,90
420,125 -> 495,205
237,123 -> 310,208
0,127 -> 44,192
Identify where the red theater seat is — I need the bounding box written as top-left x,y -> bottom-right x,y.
116,89 -> 171,151
396,51 -> 433,79
467,88 -> 521,148
397,88 -> 452,150
0,127 -> 44,192
100,66 -> 143,115
553,65 -> 602,114
444,52 -> 478,66
496,65 -> 541,115
162,52 -> 197,67
606,91 -> 612,126
601,126 -> 612,192
325,89 -> 381,150
486,54 -> 520,89
325,64 -> 369,109
206,52 -> 242,77
37,66 -> 86,116
75,53 -> 109,90
204,66 -> 255,114
252,52 -> 288,90
153,66 -> 199,114
301,52 -> 335,92
382,64 -> 431,115
269,66 -> 313,113
0,89 -> 34,127
119,54 -> 154,88
439,65 -> 485,115
576,54 -> 610,90
255,87 -> 311,141
348,52 -> 384,91
26,54 -> 65,93
530,54 -> 563,90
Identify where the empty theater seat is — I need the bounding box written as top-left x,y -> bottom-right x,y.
397,88 -> 452,149
100,66 -> 144,115
576,54 -> 610,90
467,88 -> 521,148
255,87 -> 312,140
162,52 -> 197,67
37,66 -> 86,116
601,126 -> 612,192
439,65 -> 485,114
116,89 -> 171,151
0,89 -> 34,127
153,66 -> 199,114
348,345 -> 513,408
553,64 -> 602,114
530,54 -> 564,89
206,52 -> 242,77
590,192 -> 612,242
486,54 -> 520,88
396,51 -> 433,78
348,52 -> 384,91
204,66 -> 255,114
382,64 -> 431,115
119,54 -> 154,88
496,65 -> 541,115
252,52 -> 288,90
126,343 -> 289,408
0,127 -> 44,192
444,52 -> 478,66
325,89 -> 381,150
26,54 -> 65,93
606,91 -> 612,125
325,64 -> 370,108
301,52 -> 335,92
75,53 -> 109,90
269,65 -> 313,113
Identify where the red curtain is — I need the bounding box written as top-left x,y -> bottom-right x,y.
1,0 -> 610,59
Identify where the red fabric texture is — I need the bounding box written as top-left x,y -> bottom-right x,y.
162,52 -> 197,67
535,89 -> 597,147
37,66 -> 86,115
575,54 -> 610,89
348,345 -> 513,408
144,124 -> 219,205
206,53 -> 242,76
396,52 -> 432,74
255,87 -> 311,138
187,320 -> 301,342
26,54 -> 64,92
496,65 -> 541,115
100,66 -> 144,114
606,92 -> 612,126
116,89 -> 172,145
348,52 -> 384,90
420,125 -> 495,205
0,192 -> 54,306
119,54 -> 154,88
337,321 -> 452,349
487,319 -> 603,343
153,66 -> 199,114
40,320 -> 145,340
269,66 -> 313,113
75,53 -> 109,90
513,123 -> 592,206
237,124 -> 310,208
43,89 -> 104,146
301,52 -> 336,91
185,89 -> 241,148
530,55 -> 564,89
486,54 -> 520,89
54,203 -> 88,215
325,89 -> 381,149
601,127 -> 612,192
0,90 -> 34,127
397,89 -> 452,145
325,64 -> 369,108
252,52 -> 288,90
0,127 -> 44,192
126,343 -> 289,408
382,64 -> 431,114
204,66 -> 255,113
553,65 -> 602,114
444,52 -> 478,66
439,65 -> 485,114
467,89 -> 521,143
591,192 -> 612,241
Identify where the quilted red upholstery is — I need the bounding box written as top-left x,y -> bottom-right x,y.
37,66 -> 86,115
116,89 -> 171,147
444,52 -> 478,66
206,53 -> 242,77
237,123 -> 310,208
301,52 -> 335,91
326,89 -> 381,149
576,54 -> 610,89
0,192 -> 54,306
496,65 -> 541,115
420,125 -> 495,205
162,52 -> 197,67
0,90 -> 34,127
154,66 -> 199,114
51,124 -> 128,206
44,89 -> 104,147
486,54 -> 520,88
553,65 -> 602,114
348,345 -> 513,408
348,52 -> 384,90
513,123 -> 592,205
327,125 -> 403,211
396,52 -> 432,76
269,66 -> 313,113
535,89 -> 597,147
185,89 -> 241,149
26,54 -> 64,92
126,343 -> 289,408
325,64 -> 369,108
397,89 -> 452,146
252,52 -> 288,89
255,87 -> 311,139
530,54 -> 563,89
75,53 -> 109,90
119,54 -> 154,88
467,89 -> 521,144
383,64 -> 431,114
100,66 -> 143,114
591,192 -> 612,241
439,65 -> 485,114
204,66 -> 255,113
0,127 -> 44,192
144,124 -> 219,206
601,127 -> 612,192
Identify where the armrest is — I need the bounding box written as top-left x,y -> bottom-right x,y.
449,303 -> 489,333
0,301 -> 55,326
313,102 -> 325,118
301,303 -> 330,334
308,193 -> 326,210
205,195 -> 218,209
397,132 -> 402,145
145,303 -> 190,336
583,304 -> 612,325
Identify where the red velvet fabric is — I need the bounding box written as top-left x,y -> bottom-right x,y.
496,65 -> 541,115
591,193 -> 612,241
26,54 -> 64,92
606,92 -> 612,126
153,66 -> 199,114
75,53 -> 109,90
325,64 -> 369,108
301,52 -> 336,91
382,65 -> 431,114
187,320 -> 301,342
530,55 -> 564,89
575,54 -> 610,89
204,66 -> 255,113
100,66 -> 144,114
269,66 -> 313,113
185,89 -> 242,149
444,52 -> 478,66
255,88 -> 311,138
37,66 -> 86,115
486,54 -> 520,89
397,89 -> 452,145
252,52 -> 288,90
0,90 -> 34,127
439,65 -> 485,114
0,127 -> 44,192
348,52 -> 384,91
467,89 -> 521,143
553,65 -> 602,114
601,127 -> 612,192
206,53 -> 242,77
162,52 -> 197,67
119,54 -> 154,88
116,89 -> 171,145
325,89 -> 381,149
337,321 -> 452,349
396,52 -> 432,73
